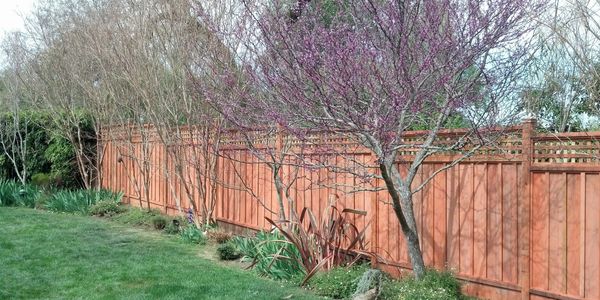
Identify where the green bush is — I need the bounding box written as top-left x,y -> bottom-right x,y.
45,189 -> 123,214
89,200 -> 125,217
379,270 -> 464,300
30,173 -> 51,189
306,264 -> 370,299
164,220 -> 181,234
180,226 -> 206,244
217,242 -> 242,260
0,110 -> 95,189
109,207 -> 163,227
231,230 -> 304,280
151,215 -> 168,230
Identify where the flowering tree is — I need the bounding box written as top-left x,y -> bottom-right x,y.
201,0 -> 543,278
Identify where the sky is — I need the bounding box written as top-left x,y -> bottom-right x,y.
0,0 -> 35,37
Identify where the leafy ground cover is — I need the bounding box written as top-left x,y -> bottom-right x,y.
0,207 -> 320,300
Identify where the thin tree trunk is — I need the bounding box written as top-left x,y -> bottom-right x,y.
272,164 -> 287,223
379,162 -> 426,279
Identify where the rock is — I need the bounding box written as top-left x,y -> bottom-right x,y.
352,288 -> 377,300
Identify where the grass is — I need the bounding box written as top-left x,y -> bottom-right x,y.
0,207 -> 321,300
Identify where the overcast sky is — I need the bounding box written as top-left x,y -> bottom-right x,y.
0,0 -> 35,37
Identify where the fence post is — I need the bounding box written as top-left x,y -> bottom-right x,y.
520,117 -> 536,300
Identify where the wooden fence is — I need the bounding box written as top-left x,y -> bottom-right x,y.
99,119 -> 600,300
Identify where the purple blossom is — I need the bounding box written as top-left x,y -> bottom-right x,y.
187,208 -> 194,224
197,0 -> 546,279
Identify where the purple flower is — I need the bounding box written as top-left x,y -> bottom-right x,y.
187,208 -> 194,224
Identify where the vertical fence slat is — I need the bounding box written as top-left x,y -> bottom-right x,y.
502,163 -> 519,284
566,173 -> 581,297
447,164 -> 460,270
548,172 -> 566,294
584,174 -> 600,298
459,163 -> 474,277
433,164 -> 447,269
473,163 -> 487,278
487,163 -> 503,281
531,172 -> 549,290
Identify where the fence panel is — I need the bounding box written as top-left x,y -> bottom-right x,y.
99,122 -> 600,300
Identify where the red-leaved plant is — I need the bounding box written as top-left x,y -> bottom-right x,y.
266,205 -> 373,285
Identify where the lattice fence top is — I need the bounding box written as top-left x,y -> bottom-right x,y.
534,132 -> 600,164
102,123 -> 600,165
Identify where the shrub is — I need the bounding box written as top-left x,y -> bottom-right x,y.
45,189 -> 123,214
151,215 -> 167,230
30,173 -> 63,190
379,270 -> 464,300
217,242 -> 241,260
30,173 -> 51,189
207,229 -> 233,244
164,220 -> 181,234
232,230 -> 304,280
180,226 -> 206,244
306,264 -> 370,299
89,200 -> 125,217
109,207 -> 163,227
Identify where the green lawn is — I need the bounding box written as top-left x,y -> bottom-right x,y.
0,207 -> 319,299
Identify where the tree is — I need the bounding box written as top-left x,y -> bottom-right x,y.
199,0 -> 543,278
3,0 -> 234,223
1,1 -> 105,190
0,90 -> 29,184
529,0 -> 600,130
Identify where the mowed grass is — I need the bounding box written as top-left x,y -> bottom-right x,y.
0,207 -> 319,300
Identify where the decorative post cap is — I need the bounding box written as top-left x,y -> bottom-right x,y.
522,115 -> 537,124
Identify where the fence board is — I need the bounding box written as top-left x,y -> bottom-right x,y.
584,174 -> 600,298
531,172 -> 549,291
566,173 -> 582,297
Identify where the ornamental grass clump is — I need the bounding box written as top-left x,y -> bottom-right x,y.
266,206 -> 372,285
0,179 -> 40,208
232,230 -> 304,280
46,189 -> 123,214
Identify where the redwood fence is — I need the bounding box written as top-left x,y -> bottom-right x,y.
99,119 -> 600,300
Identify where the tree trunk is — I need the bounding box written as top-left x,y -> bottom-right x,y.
396,189 -> 426,279
272,164 -> 287,223
379,162 -> 426,279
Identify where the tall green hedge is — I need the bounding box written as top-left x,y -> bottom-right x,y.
0,110 -> 95,189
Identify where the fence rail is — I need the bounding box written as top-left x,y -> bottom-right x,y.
99,119 -> 600,300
